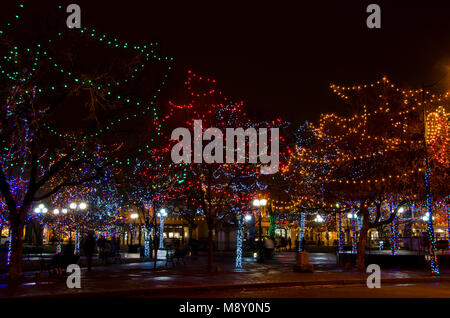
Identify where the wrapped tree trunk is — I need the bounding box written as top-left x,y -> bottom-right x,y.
144,226 -> 151,258
8,208 -> 27,282
153,229 -> 159,270
208,226 -> 214,272
235,213 -> 243,268
299,211 -> 306,251
75,231 -> 80,255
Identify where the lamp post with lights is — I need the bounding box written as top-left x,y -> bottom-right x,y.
314,214 -> 324,246
68,202 -> 87,254
253,198 -> 267,263
33,201 -> 87,254
347,212 -> 358,253
157,208 -> 168,249
130,213 -> 139,246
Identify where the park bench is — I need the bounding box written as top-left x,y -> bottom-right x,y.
99,250 -> 122,264
40,253 -> 80,278
174,248 -> 188,265
165,248 -> 189,267
24,246 -> 44,261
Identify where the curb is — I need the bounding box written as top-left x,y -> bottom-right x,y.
12,275 -> 450,298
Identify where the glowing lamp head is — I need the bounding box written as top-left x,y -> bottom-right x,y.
315,215 -> 324,223
130,213 -> 138,220
253,199 -> 260,207
245,214 -> 252,221
62,209 -> 68,214
38,204 -> 45,209
53,209 -> 60,215
259,199 -> 267,206
398,207 -> 405,213
69,203 -> 77,210
347,213 -> 353,219
42,208 -> 48,214
78,202 -> 87,210
34,208 -> 41,214
158,208 -> 167,217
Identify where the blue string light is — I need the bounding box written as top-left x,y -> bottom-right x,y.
424,160 -> 440,276
236,213 -> 243,268
299,212 -> 305,251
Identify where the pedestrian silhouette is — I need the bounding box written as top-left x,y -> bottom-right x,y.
83,231 -> 96,271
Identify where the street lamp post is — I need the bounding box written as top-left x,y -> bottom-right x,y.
130,213 -> 138,246
253,198 -> 267,263
347,212 -> 358,253
70,202 -> 87,255
53,209 -> 63,254
157,208 -> 168,249
314,214 -> 324,246
34,201 -> 87,255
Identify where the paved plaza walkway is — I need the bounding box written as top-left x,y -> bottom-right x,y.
0,252 -> 448,297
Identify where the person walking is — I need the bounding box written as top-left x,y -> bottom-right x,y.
97,235 -> 106,253
97,235 -> 107,263
264,237 -> 275,259
83,231 -> 96,271
116,237 -> 121,255
281,237 -> 286,251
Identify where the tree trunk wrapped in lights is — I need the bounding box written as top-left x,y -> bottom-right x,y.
235,212 -> 243,268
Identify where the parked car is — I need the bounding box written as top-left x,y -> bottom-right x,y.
0,235 -> 10,247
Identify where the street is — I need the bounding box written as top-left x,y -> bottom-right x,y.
144,282 -> 450,298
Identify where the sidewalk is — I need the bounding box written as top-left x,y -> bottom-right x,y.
0,250 -> 152,273
1,252 -> 448,298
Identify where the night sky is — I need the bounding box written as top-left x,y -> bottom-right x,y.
6,0 -> 450,124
